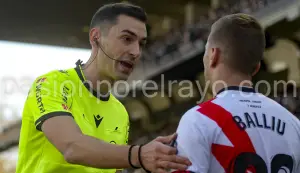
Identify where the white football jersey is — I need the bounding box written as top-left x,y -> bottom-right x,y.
173,86 -> 300,173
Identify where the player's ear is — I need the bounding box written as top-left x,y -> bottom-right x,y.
252,62 -> 261,76
210,47 -> 220,68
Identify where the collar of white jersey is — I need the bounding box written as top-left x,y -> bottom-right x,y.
216,86 -> 256,96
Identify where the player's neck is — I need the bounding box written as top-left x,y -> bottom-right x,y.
82,63 -> 113,96
213,72 -> 253,96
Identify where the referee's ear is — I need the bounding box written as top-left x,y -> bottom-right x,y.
89,28 -> 101,48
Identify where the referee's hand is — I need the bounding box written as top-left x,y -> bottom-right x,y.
139,133 -> 192,173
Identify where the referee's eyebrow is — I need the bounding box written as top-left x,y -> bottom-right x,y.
121,29 -> 147,41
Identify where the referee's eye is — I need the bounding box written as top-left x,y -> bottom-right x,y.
121,36 -> 134,44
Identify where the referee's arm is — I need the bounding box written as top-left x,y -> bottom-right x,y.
29,74 -> 191,172
42,115 -> 136,168
41,115 -> 190,171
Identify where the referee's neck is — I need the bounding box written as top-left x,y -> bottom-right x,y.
82,63 -> 113,96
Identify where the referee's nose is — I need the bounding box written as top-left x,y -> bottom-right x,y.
129,41 -> 141,59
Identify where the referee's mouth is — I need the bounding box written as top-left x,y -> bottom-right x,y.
118,60 -> 134,74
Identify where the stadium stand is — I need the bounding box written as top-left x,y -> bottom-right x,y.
125,2 -> 300,172
128,0 -> 297,85
0,0 -> 300,172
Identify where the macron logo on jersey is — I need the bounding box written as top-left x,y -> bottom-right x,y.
94,114 -> 103,128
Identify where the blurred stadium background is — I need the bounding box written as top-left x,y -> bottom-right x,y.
1,0 -> 300,172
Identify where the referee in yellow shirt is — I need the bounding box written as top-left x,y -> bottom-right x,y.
16,3 -> 191,173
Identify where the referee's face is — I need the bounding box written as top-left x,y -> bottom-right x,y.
102,15 -> 147,81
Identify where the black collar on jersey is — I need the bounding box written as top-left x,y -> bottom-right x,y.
75,60 -> 110,101
217,86 -> 256,95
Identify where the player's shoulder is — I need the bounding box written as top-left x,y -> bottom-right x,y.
177,100 -> 220,143
180,105 -> 201,122
180,99 -> 217,126
263,95 -> 299,120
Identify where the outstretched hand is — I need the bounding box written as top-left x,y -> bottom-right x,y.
139,133 -> 191,173
155,133 -> 177,145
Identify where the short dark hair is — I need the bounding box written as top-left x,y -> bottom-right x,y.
90,3 -> 147,30
209,13 -> 265,75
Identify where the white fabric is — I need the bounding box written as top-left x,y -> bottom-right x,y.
175,88 -> 300,173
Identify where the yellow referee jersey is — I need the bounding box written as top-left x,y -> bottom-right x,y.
16,64 -> 130,173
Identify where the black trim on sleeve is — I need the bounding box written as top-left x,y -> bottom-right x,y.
35,111 -> 73,131
172,171 -> 195,173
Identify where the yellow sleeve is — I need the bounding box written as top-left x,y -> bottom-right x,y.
27,71 -> 73,131
116,122 -> 129,171
121,107 -> 130,145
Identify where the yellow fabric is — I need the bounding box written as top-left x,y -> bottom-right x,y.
16,67 -> 130,173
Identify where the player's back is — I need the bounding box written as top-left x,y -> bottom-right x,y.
175,86 -> 300,173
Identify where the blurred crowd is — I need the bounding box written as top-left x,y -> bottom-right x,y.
273,86 -> 300,119
143,0 -> 279,64
128,0 -> 299,148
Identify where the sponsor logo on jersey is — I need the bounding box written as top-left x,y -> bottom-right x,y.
62,85 -> 70,105
61,85 -> 70,110
36,83 -> 45,113
36,77 -> 47,83
62,104 -> 69,110
58,70 -> 69,75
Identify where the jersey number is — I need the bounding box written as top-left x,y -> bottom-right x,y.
231,152 -> 293,173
